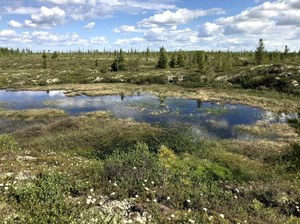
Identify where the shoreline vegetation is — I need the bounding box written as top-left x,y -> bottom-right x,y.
1,41 -> 300,223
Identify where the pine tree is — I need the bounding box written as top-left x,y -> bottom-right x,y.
255,39 -> 266,65
156,47 -> 168,69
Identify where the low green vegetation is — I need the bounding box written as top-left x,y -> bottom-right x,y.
0,39 -> 299,95
0,40 -> 300,223
0,111 -> 299,223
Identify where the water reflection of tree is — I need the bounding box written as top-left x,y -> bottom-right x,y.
197,99 -> 202,109
120,92 -> 125,101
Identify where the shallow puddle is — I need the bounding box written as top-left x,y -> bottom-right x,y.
0,90 -> 297,139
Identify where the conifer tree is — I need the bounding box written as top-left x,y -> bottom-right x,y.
255,39 -> 266,65
169,53 -> 176,68
156,47 -> 168,69
146,47 -> 150,62
176,51 -> 185,68
42,51 -> 47,69
111,49 -> 126,71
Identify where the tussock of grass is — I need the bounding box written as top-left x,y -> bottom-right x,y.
235,122 -> 299,141
0,108 -> 65,121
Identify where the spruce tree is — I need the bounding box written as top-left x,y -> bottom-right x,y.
111,49 -> 126,71
169,53 -> 176,68
255,39 -> 265,65
156,47 -> 168,69
176,51 -> 185,68
42,51 -> 47,69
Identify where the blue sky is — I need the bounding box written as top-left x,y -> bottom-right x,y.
0,0 -> 299,51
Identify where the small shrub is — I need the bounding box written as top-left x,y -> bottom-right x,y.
282,144 -> 300,171
7,173 -> 78,223
101,142 -> 163,197
0,134 -> 17,149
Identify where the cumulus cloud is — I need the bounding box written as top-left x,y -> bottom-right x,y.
198,22 -> 220,37
30,6 -> 65,26
90,36 -> 107,44
215,0 -> 300,35
143,26 -> 199,48
113,37 -> 144,46
8,20 -> 23,28
83,22 -> 95,29
139,8 -> 225,27
10,6 -> 66,29
0,29 -> 108,49
195,0 -> 300,50
43,0 -> 177,21
0,30 -> 17,38
113,25 -> 143,33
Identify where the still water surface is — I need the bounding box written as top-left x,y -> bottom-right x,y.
0,90 -> 296,139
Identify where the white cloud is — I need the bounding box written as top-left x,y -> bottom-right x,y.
61,0 -> 177,20
10,6 -> 66,29
113,25 -> 143,33
113,37 -> 144,46
0,29 -> 109,50
223,20 -> 275,35
139,8 -> 225,27
39,0 -> 85,4
198,22 -> 220,37
90,36 -> 107,44
215,0 -> 300,35
143,26 -> 199,49
31,6 -> 65,25
83,22 -> 95,29
0,30 -> 17,38
7,20 -> 23,28
195,0 -> 300,51
4,7 -> 39,15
